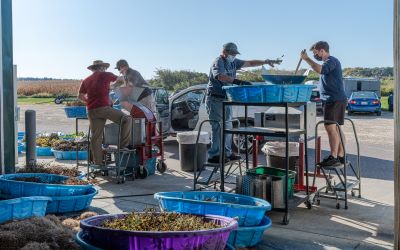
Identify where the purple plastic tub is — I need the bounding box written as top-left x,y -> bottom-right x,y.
80,213 -> 238,250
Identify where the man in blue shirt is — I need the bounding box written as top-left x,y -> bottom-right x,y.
301,41 -> 347,167
206,42 -> 281,163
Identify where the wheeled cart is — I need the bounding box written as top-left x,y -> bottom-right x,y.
221,101 -> 311,225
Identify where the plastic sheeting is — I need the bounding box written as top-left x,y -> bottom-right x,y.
177,131 -> 210,144
261,141 -> 299,157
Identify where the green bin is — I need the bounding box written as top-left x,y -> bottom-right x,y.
246,166 -> 296,198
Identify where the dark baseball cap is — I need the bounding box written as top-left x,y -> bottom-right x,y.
223,42 -> 240,55
115,59 -> 129,69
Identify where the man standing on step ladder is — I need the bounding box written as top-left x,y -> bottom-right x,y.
301,41 -> 347,167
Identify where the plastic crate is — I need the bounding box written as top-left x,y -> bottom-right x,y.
52,150 -> 88,160
37,146 -> 54,156
264,85 -> 283,102
245,85 -> 264,103
0,196 -> 51,224
0,173 -> 92,198
224,86 -> 247,102
247,166 -> 296,197
64,106 -> 87,118
154,191 -> 271,227
228,216 -> 272,248
79,213 -> 237,250
46,187 -> 97,214
118,150 -> 157,176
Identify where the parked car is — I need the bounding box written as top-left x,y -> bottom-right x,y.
310,89 -> 323,115
347,91 -> 381,116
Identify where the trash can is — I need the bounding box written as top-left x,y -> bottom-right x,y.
261,141 -> 299,183
177,131 -> 210,172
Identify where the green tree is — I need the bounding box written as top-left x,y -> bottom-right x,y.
148,69 -> 208,91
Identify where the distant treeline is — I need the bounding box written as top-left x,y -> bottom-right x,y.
342,67 -> 393,78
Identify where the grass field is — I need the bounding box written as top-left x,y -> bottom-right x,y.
381,96 -> 389,111
17,97 -> 54,105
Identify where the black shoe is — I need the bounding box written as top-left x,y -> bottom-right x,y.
338,156 -> 345,164
228,153 -> 241,161
208,155 -> 220,164
207,155 -> 229,164
319,155 -> 341,167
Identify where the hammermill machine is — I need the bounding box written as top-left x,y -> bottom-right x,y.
88,102 -> 166,183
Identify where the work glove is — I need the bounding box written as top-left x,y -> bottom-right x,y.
232,79 -> 252,86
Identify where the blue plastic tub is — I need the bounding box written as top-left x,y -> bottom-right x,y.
0,196 -> 51,224
154,191 -> 271,227
281,85 -> 299,102
264,85 -> 283,102
296,85 -> 315,102
245,85 -> 264,103
52,150 -> 88,160
228,216 -> 272,248
36,146 -> 54,156
0,173 -> 92,198
18,143 -> 25,154
18,132 -> 25,141
262,74 -> 307,85
46,187 -> 97,214
64,106 -> 87,118
224,86 -> 247,102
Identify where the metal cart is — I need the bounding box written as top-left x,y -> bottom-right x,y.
221,101 -> 311,225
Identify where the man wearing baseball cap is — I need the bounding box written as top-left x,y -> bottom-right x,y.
78,60 -> 131,166
206,42 -> 282,163
113,59 -> 156,115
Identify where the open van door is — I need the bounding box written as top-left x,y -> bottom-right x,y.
152,87 -> 171,135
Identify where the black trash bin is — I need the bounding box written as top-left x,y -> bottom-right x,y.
177,131 -> 210,172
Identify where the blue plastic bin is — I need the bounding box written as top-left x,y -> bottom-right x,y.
64,106 -> 87,118
154,191 -> 271,227
264,85 -> 283,102
296,85 -> 315,102
281,85 -> 299,102
245,85 -> 264,103
0,196 -> 51,224
18,132 -> 25,141
46,187 -> 97,214
224,86 -> 247,102
37,146 -> 54,156
52,150 -> 88,160
228,216 -> 272,248
0,173 -> 92,198
18,143 -> 25,154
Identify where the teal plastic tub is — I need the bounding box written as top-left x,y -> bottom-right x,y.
154,191 -> 271,226
37,146 -> 54,156
228,216 -> 272,247
52,150 -> 88,160
46,187 -> 97,214
0,173 -> 92,198
0,196 -> 51,224
64,106 -> 87,118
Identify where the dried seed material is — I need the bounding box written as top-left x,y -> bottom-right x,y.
102,211 -> 221,232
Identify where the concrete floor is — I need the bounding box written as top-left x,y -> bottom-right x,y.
15,105 -> 395,249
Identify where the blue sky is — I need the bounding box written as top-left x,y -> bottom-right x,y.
13,0 -> 393,80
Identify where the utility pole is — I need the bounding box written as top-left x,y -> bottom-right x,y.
393,0 -> 399,248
